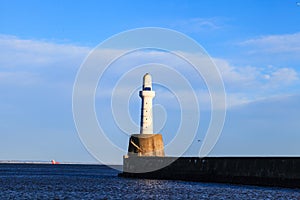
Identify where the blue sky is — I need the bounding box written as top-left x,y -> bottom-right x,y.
0,0 -> 300,164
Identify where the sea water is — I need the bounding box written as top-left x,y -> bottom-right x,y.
0,164 -> 299,199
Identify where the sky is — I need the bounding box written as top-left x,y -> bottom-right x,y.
0,0 -> 300,164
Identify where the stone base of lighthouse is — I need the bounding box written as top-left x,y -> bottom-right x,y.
127,134 -> 165,157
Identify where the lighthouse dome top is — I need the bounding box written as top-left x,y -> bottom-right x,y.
143,73 -> 152,91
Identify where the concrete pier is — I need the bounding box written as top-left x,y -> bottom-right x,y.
120,157 -> 300,188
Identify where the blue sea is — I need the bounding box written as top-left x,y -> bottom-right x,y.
0,164 -> 299,199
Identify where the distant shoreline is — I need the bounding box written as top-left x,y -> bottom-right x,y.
0,160 -> 117,165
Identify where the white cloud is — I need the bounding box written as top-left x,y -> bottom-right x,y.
0,34 -> 90,68
214,58 -> 299,90
0,71 -> 41,86
239,32 -> 300,54
214,58 -> 259,88
214,58 -> 299,107
268,67 -> 298,85
91,49 -> 299,108
0,35 -> 92,87
171,17 -> 223,33
0,34 -> 298,109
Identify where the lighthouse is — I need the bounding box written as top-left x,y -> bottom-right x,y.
139,73 -> 155,134
127,73 -> 165,157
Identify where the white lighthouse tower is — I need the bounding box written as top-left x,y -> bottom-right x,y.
139,73 -> 155,134
126,73 -> 165,157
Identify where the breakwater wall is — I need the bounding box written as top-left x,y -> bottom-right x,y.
119,157 -> 300,188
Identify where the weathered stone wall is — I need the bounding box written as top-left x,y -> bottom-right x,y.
127,134 -> 165,157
